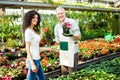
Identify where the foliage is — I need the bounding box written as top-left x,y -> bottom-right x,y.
0,9 -> 120,79
67,11 -> 112,40
6,38 -> 22,49
78,37 -> 120,61
50,56 -> 120,80
0,50 -> 26,79
41,14 -> 57,45
0,37 -> 120,79
111,13 -> 120,35
40,46 -> 60,72
1,11 -> 120,44
0,15 -> 22,42
0,66 -> 25,79
0,56 -> 8,66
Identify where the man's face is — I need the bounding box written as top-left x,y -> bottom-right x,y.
56,9 -> 66,22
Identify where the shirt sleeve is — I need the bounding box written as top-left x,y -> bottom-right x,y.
54,25 -> 59,43
25,29 -> 33,42
71,20 -> 81,35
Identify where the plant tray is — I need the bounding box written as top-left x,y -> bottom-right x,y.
45,52 -> 120,79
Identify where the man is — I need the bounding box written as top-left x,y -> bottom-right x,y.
54,6 -> 81,76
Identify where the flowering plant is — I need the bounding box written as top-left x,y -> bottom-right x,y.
62,22 -> 73,36
0,56 -> 8,66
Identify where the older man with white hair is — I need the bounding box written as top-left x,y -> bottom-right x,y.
54,6 -> 81,76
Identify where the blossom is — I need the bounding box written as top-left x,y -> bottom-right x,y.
65,22 -> 71,28
63,22 -> 71,34
42,27 -> 49,32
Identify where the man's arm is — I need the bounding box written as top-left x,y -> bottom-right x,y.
54,25 -> 60,44
72,20 -> 81,40
72,34 -> 81,40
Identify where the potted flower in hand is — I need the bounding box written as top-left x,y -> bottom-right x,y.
62,22 -> 73,37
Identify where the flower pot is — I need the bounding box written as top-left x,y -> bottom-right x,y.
10,48 -> 15,52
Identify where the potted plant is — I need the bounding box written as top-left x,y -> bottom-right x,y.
6,38 -> 20,52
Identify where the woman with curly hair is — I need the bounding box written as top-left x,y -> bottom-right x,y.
22,10 -> 46,80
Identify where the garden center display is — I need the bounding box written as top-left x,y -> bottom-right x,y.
0,0 -> 120,80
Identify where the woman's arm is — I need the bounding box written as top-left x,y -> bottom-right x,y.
40,28 -> 44,40
26,42 -> 37,72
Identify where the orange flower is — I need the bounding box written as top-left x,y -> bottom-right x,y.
40,53 -> 45,57
43,27 -> 49,32
56,53 -> 59,58
113,47 -> 117,51
101,48 -> 108,55
21,61 -> 26,67
41,57 -> 48,66
78,41 -> 81,48
44,57 -> 48,61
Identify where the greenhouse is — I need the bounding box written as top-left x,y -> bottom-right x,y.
0,0 -> 120,80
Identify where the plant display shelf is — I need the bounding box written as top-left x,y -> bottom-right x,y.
0,1 -> 120,13
45,52 -> 120,79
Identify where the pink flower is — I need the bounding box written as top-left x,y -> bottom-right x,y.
65,22 -> 71,28
11,64 -> 14,67
2,77 -> 12,80
14,62 -> 18,67
19,58 -> 23,61
0,52 -> 3,55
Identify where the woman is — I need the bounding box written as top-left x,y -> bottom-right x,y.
22,10 -> 46,80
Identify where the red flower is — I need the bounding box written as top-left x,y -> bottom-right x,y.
2,77 -> 12,80
65,22 -> 71,28
23,69 -> 28,75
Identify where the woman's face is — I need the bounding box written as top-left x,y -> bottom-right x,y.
56,9 -> 66,23
31,14 -> 38,26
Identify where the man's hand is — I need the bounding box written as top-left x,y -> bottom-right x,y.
72,34 -> 81,40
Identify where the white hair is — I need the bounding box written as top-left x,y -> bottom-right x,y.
55,6 -> 65,13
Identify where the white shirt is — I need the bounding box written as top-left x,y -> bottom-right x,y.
54,17 -> 81,43
25,28 -> 41,60
54,18 -> 81,67
54,18 -> 81,53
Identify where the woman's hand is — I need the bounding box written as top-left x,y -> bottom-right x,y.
26,42 -> 37,72
31,64 -> 37,73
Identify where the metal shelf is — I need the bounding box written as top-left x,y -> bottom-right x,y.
0,1 -> 120,12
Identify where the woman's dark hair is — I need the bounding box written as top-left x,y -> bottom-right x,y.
22,10 -> 41,34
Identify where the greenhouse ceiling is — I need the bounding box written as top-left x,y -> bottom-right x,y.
0,0 -> 120,12
90,0 -> 120,7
